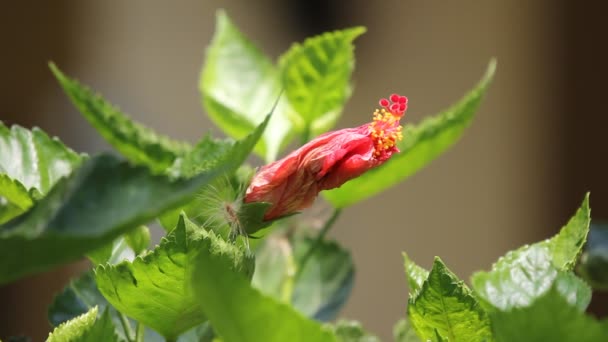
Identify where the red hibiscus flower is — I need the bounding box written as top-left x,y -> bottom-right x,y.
245,94 -> 408,220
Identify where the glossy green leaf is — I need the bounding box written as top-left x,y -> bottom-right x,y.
95,214 -> 254,340
577,223 -> 608,290
408,257 -> 492,342
0,121 -> 83,219
0,113 -> 268,284
331,320 -> 380,342
472,244 -> 557,311
490,282 -> 608,342
472,194 -> 592,311
279,27 -> 364,138
472,244 -> 591,312
46,307 -> 120,342
191,234 -> 338,342
50,64 -> 191,173
393,319 -> 423,342
201,10 -> 294,161
403,253 -> 429,297
323,60 -> 496,208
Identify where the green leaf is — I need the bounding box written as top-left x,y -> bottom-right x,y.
279,27 -> 365,138
252,234 -> 297,302
331,320 -> 380,342
408,257 -> 492,342
0,121 -> 83,217
0,196 -> 24,224
87,235 -> 136,266
167,135 -> 233,178
252,234 -> 354,321
403,253 -> 429,297
95,214 -> 254,340
50,63 -> 191,173
472,244 -> 557,310
47,271 -> 192,342
87,226 -> 151,266
490,283 -> 608,342
577,223 -> 608,290
0,113 -> 268,285
124,225 -> 150,255
393,319 -> 423,342
201,10 -> 294,161
545,192 -> 590,271
238,201 -> 274,235
191,233 -> 338,342
48,272 -> 111,327
323,60 -> 496,208
46,307 -> 120,342
472,194 -> 592,311
292,236 -> 354,321
47,306 -> 98,342
472,244 -> 591,312
0,174 -> 33,211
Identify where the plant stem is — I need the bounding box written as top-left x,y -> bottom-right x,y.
135,321 -> 145,342
118,312 -> 134,342
296,208 -> 342,279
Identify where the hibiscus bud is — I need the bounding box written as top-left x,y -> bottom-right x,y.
245,94 -> 408,220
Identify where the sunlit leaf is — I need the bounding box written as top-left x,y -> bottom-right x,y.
191,233 -> 338,342
50,63 -> 191,172
46,307 -> 120,342
0,114 -> 268,284
279,27 -> 365,138
201,10 -> 294,161
403,253 -> 429,297
472,194 -> 591,311
0,121 -> 83,221
408,257 -> 492,342
95,214 -> 254,340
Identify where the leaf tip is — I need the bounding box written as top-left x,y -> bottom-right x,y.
48,61 -> 63,79
349,26 -> 367,38
483,58 -> 497,85
583,191 -> 591,207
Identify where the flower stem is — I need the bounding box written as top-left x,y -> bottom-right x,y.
135,321 -> 145,342
118,312 -> 134,342
296,208 -> 342,279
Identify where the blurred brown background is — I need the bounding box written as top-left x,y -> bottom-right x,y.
1,1 -> 607,341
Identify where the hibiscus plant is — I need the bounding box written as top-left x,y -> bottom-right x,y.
1,10 -> 607,342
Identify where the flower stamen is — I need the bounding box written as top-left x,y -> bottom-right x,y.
370,94 -> 408,160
